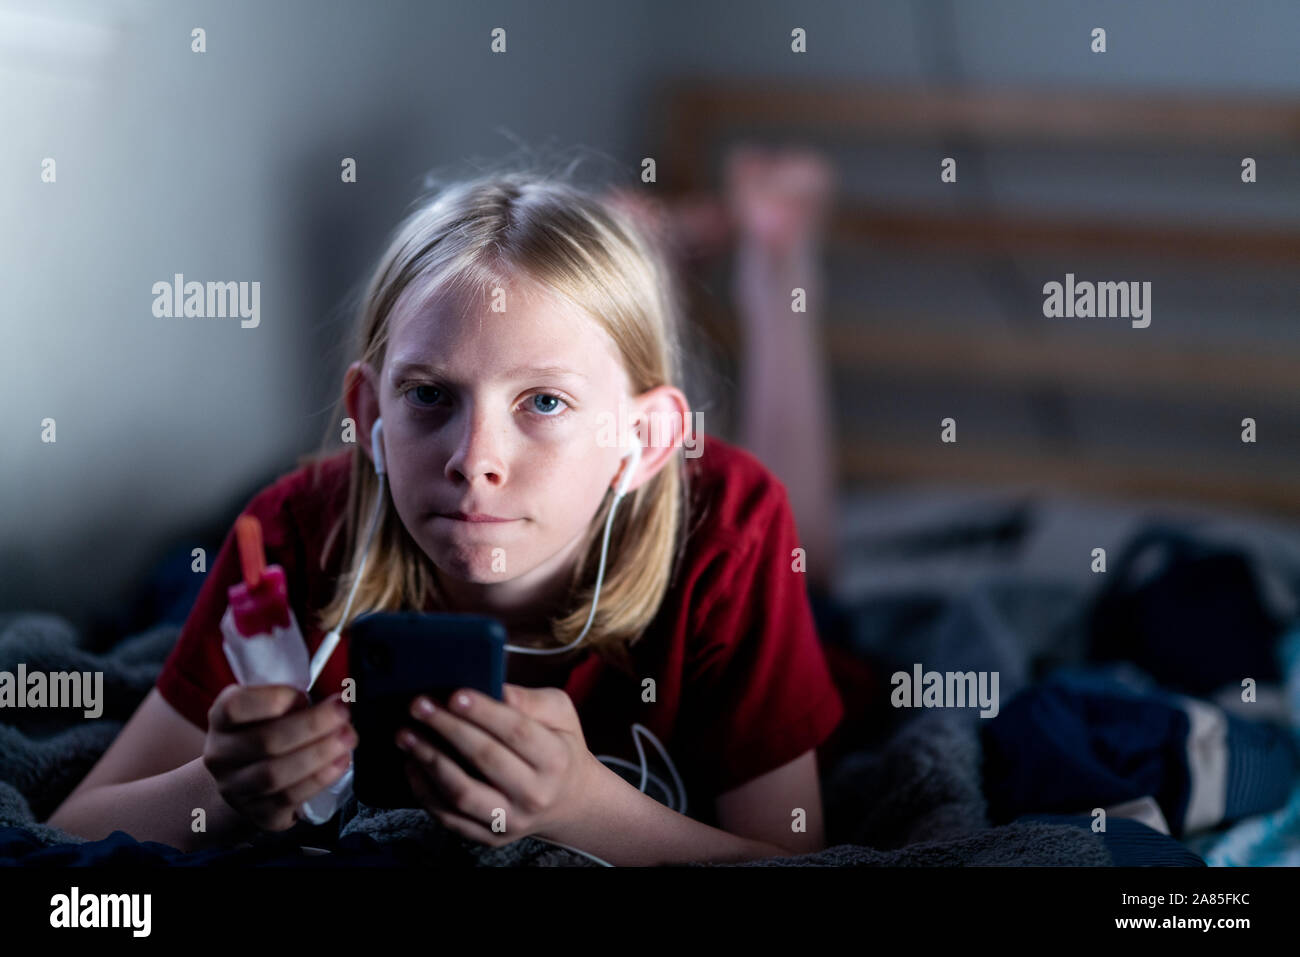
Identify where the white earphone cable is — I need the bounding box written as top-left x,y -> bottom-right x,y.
503,478 -> 620,657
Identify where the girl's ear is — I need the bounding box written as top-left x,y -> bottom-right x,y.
344,360 -> 383,468
620,385 -> 693,494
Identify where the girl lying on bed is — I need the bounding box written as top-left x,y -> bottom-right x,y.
46,160 -> 845,865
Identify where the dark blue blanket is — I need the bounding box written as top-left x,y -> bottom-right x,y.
0,826 -> 445,867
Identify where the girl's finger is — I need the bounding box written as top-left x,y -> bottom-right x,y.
210,684 -> 303,730
284,750 -> 353,805
242,751 -> 349,825
421,690 -> 556,774
229,723 -> 355,799
216,695 -> 349,766
406,761 -> 505,846
409,695 -> 546,791
398,730 -> 511,824
246,695 -> 351,758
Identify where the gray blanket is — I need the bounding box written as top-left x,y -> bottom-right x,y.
0,612 -> 1110,866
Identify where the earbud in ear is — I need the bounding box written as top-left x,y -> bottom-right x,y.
614,439 -> 642,500
370,417 -> 386,477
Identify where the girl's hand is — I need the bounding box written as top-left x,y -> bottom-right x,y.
203,684 -> 356,832
398,683 -> 603,848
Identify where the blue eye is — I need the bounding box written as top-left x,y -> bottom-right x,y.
530,394 -> 566,416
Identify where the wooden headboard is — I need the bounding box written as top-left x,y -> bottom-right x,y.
660,81 -> 1300,518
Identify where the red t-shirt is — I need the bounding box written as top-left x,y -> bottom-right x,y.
156,434 -> 845,822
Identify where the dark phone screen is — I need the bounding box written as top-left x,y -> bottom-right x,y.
347,611 -> 506,809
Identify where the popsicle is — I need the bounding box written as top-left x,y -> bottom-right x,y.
218,514 -> 353,824
227,514 -> 291,634
219,515 -> 313,689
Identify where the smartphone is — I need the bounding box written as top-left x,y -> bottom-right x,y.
348,611 -> 506,809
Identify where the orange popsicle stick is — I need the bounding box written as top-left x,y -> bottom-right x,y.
234,515 -> 266,588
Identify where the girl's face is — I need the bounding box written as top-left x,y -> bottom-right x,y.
368,281 -> 636,606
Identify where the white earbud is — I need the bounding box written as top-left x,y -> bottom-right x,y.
614,436 -> 642,500
370,417 -> 386,477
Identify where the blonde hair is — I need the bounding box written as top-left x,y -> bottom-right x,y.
304,167 -> 689,673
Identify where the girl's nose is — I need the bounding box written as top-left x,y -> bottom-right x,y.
444,407 -> 507,486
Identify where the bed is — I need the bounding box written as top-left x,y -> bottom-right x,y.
4,481 -> 1298,865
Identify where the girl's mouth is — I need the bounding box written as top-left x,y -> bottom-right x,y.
437,511 -> 516,523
